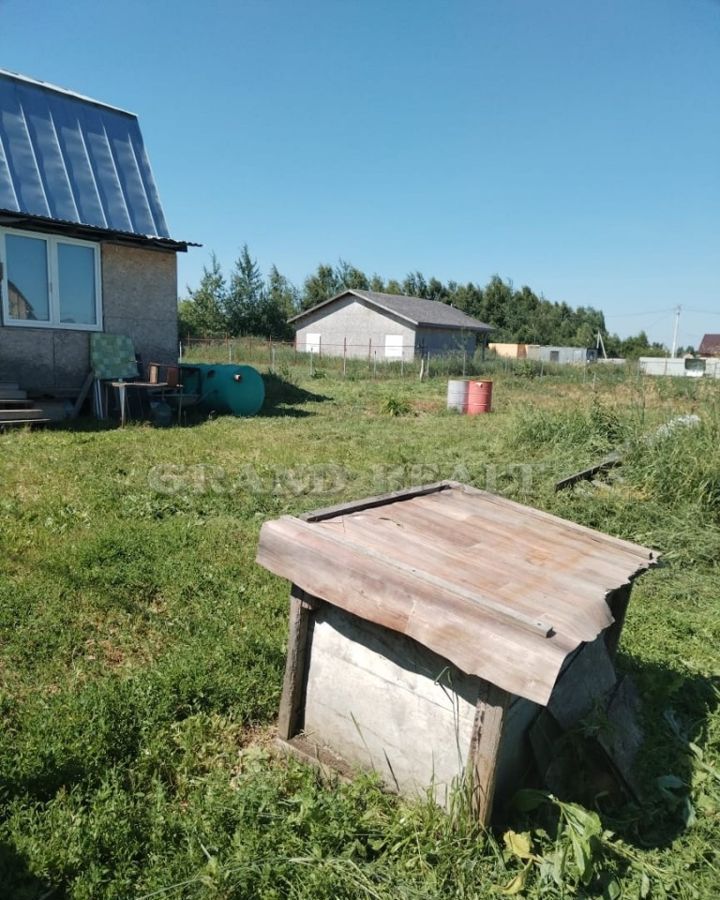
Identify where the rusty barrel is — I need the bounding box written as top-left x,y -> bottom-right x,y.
446,378 -> 470,412
467,380 -> 493,414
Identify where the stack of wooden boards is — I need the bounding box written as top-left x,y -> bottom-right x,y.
0,382 -> 50,429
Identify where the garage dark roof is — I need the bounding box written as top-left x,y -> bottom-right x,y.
0,69 -> 193,249
289,289 -> 493,332
699,334 -> 720,357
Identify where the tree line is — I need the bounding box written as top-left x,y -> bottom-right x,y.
178,246 -> 670,357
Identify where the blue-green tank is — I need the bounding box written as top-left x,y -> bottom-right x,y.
180,364 -> 265,416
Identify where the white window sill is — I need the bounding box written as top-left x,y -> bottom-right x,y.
2,319 -> 103,332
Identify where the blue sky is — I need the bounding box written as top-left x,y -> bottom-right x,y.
3,0 -> 719,347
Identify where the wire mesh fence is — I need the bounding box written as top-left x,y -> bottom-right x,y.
178,335 -> 642,384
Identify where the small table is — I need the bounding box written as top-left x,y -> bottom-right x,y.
111,380 -> 168,426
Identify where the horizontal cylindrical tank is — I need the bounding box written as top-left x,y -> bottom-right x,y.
447,378 -> 469,412
181,364 -> 265,416
467,380 -> 493,414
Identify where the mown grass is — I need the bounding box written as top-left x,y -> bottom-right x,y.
0,367 -> 719,897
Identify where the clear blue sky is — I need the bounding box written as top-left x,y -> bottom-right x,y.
3,0 -> 719,347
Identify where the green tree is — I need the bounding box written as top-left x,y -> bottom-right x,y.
227,244 -> 264,335
178,253 -> 228,337
479,276 -> 514,335
301,264 -> 340,309
402,271 -> 428,298
264,265 -> 299,339
336,260 -> 369,291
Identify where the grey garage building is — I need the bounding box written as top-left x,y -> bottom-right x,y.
0,69 -> 192,394
289,290 -> 492,362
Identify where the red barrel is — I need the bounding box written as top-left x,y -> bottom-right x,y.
467,380 -> 493,414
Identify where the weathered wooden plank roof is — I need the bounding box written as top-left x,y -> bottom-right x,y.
257,482 -> 657,705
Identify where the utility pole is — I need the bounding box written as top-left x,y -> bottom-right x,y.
596,330 -> 608,360
671,306 -> 681,358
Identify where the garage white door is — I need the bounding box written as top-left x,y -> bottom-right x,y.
306,333 -> 321,354
385,335 -> 403,359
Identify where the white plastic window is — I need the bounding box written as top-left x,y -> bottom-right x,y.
1,228 -> 102,330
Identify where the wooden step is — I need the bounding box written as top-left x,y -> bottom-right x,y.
0,389 -> 28,401
0,399 -> 34,408
0,417 -> 51,429
0,408 -> 45,421
0,382 -> 20,391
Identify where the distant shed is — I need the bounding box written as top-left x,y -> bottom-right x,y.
289,290 -> 492,361
257,482 -> 657,822
526,345 -> 597,364
639,356 -> 720,379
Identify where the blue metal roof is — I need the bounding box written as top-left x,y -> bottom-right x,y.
0,70 -> 171,239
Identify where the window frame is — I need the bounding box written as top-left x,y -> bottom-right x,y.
0,227 -> 103,331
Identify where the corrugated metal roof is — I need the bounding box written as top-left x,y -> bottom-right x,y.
289,289 -> 493,332
0,69 -> 170,239
257,482 -> 657,706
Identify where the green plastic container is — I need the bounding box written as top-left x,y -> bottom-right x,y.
180,364 -> 265,416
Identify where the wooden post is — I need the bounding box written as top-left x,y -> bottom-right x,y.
277,585 -> 320,740
467,682 -> 511,825
343,337 -> 347,377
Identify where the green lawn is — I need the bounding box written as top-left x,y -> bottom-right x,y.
0,367 -> 718,898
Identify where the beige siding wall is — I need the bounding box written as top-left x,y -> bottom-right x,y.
0,241 -> 178,391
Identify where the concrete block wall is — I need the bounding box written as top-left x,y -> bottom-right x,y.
295,296 -> 416,361
415,326 -> 478,359
102,243 -> 178,372
0,241 -> 178,392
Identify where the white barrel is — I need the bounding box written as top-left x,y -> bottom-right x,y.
446,378 -> 469,412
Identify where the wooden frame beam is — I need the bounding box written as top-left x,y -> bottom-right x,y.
467,682 -> 512,825
277,584 -> 320,741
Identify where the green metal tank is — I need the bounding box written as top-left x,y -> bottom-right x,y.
180,364 -> 265,416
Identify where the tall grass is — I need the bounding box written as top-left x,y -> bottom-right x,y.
0,370 -> 718,897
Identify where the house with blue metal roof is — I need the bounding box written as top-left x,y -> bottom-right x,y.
0,69 -> 193,394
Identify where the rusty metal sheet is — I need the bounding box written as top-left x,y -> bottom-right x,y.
256,482 -> 657,706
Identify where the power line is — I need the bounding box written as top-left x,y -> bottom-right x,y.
604,308 -> 674,319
